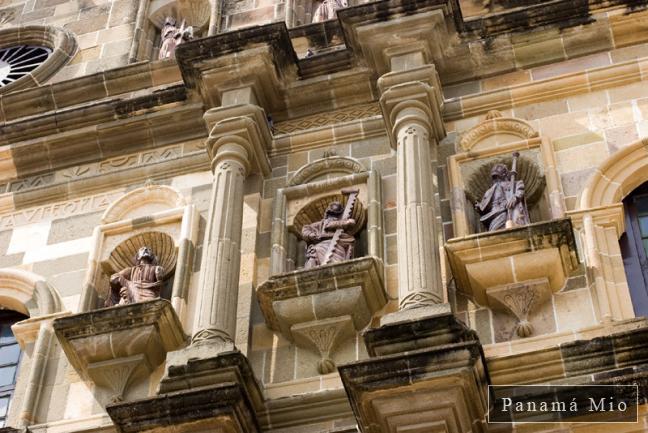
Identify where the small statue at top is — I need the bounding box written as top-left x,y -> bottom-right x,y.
158,17 -> 193,60
312,0 -> 348,22
301,189 -> 359,269
105,246 -> 165,306
475,152 -> 530,232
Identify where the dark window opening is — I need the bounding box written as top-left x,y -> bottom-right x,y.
0,310 -> 27,427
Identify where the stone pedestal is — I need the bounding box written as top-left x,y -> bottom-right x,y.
445,218 -> 580,338
339,312 -> 490,433
52,300 -> 186,403
107,351 -> 263,433
257,256 -> 387,373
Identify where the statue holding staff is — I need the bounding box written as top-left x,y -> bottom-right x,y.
475,152 -> 530,232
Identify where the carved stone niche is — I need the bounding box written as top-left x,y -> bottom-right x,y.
53,299 -> 186,403
449,110 -> 566,237
53,186 -> 197,403
259,156 -> 387,374
78,184 -> 199,320
445,218 -> 580,338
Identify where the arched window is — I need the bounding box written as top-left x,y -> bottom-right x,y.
0,310 -> 27,427
620,181 -> 648,318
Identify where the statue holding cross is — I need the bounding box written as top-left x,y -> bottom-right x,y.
301,189 -> 359,269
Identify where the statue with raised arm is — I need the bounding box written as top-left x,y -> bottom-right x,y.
312,0 -> 348,22
158,17 -> 194,60
105,246 -> 165,306
301,190 -> 359,269
475,153 -> 530,232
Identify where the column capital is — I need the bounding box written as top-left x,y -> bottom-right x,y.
378,65 -> 445,149
204,104 -> 272,177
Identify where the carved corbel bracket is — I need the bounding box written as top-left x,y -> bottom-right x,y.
486,278 -> 551,338
53,300 -> 187,403
257,257 -> 387,373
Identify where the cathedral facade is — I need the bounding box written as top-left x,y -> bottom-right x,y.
0,0 -> 647,432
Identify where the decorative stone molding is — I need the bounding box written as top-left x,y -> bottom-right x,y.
339,313 -> 489,433
0,26 -> 77,93
0,268 -> 62,317
568,204 -> 635,322
458,109 -> 539,152
579,137 -> 648,210
101,185 -> 187,224
110,351 -> 263,433
288,156 -> 366,186
53,300 -> 186,403
448,118 -> 564,237
78,185 -> 199,323
445,218 -> 581,338
257,257 -> 387,373
274,103 -> 381,135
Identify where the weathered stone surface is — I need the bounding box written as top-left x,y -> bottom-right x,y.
53,299 -> 187,402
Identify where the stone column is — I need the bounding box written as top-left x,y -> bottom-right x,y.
190,104 -> 271,351
379,65 -> 449,315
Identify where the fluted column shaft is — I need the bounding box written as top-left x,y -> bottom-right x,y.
189,104 -> 271,351
193,142 -> 250,345
394,108 -> 442,308
379,67 -> 447,313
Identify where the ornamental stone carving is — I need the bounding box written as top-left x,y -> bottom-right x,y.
458,110 -> 539,152
105,246 -> 165,307
159,17 -> 194,60
474,152 -> 530,231
301,189 -> 360,269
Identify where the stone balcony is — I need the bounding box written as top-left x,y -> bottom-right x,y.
257,256 -> 387,373
53,299 -> 187,403
445,218 -> 580,338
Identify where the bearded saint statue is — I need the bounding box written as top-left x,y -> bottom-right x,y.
105,246 -> 165,306
301,201 -> 356,269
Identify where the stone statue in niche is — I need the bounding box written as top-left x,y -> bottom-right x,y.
301,189 -> 359,269
475,152 -> 530,232
158,17 -> 194,60
312,0 -> 348,23
105,246 -> 165,306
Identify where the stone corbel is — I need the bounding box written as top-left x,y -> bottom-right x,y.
53,300 -> 187,403
486,278 -> 551,338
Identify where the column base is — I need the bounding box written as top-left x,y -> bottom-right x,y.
339,312 -> 490,433
379,302 -> 451,327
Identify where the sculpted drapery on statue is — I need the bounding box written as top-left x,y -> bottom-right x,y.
475,152 -> 530,232
301,189 -> 359,269
158,17 -> 194,60
312,0 -> 348,22
105,246 -> 164,306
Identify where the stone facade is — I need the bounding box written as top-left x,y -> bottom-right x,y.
0,0 -> 647,432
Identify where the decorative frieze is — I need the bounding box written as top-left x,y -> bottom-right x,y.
273,103 -> 381,135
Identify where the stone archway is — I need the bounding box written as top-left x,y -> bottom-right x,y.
0,268 -> 62,317
579,137 -> 648,209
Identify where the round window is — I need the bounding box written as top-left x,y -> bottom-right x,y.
0,45 -> 52,88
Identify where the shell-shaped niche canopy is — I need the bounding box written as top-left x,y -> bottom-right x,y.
292,193 -> 366,237
465,155 -> 546,207
103,231 -> 177,279
148,0 -> 211,29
